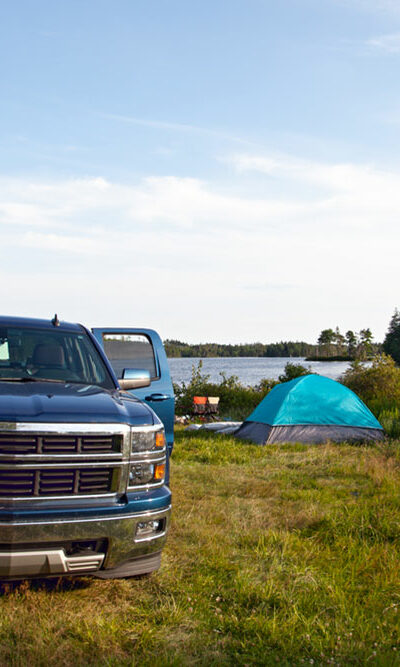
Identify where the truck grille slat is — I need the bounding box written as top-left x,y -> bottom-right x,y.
42,439 -> 77,453
0,467 -> 118,497
81,438 -> 114,452
79,470 -> 112,494
0,438 -> 37,454
0,470 -> 35,495
0,434 -> 121,456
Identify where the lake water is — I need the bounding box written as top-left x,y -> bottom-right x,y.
167,357 -> 351,387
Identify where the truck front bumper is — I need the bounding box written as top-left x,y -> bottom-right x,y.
0,503 -> 171,579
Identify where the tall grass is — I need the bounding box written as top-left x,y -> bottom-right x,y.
0,429 -> 399,664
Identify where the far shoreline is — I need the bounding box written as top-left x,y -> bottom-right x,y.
305,355 -> 353,362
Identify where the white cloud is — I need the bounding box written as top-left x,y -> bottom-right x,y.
0,175 -> 303,234
101,113 -> 251,145
228,152 -> 400,232
0,202 -> 55,228
230,152 -> 380,192
367,32 -> 400,53
0,156 -> 398,342
334,0 -> 400,15
21,232 -> 108,255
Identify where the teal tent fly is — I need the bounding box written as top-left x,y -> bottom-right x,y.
235,374 -> 384,445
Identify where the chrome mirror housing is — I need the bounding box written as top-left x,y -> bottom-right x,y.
119,369 -> 151,390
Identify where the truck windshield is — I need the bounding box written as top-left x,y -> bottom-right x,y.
0,327 -> 115,389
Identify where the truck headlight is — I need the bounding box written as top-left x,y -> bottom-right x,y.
129,463 -> 154,485
131,429 -> 166,453
128,462 -> 165,487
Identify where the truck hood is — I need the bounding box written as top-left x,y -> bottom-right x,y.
0,381 -> 155,426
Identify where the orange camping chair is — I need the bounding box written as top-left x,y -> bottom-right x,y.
192,396 -> 207,417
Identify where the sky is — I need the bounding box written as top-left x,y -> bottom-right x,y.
1,0 -> 400,344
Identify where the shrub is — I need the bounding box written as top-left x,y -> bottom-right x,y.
278,361 -> 312,383
173,361 -> 276,420
341,354 -> 400,414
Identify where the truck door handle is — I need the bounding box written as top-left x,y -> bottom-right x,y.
145,393 -> 170,401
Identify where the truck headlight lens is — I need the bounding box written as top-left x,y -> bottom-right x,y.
129,463 -> 154,485
131,429 -> 166,452
128,461 -> 166,487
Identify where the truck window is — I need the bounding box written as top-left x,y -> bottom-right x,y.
0,327 -> 114,389
101,333 -> 158,380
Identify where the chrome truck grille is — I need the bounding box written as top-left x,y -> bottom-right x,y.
0,423 -> 131,501
0,467 -> 117,497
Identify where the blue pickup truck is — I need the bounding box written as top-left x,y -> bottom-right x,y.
0,315 -> 174,579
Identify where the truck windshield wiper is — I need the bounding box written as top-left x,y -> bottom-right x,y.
0,377 -> 67,383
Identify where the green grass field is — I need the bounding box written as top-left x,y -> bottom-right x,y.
1,428 -> 400,665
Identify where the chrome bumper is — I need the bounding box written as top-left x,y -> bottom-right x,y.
0,505 -> 171,578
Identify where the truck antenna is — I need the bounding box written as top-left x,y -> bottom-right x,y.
51,313 -> 60,327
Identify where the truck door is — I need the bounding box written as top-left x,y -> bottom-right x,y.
92,328 -> 174,453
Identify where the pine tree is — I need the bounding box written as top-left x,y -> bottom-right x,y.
345,330 -> 358,358
333,326 -> 346,354
383,309 -> 400,365
358,328 -> 374,359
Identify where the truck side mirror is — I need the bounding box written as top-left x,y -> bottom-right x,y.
118,369 -> 151,390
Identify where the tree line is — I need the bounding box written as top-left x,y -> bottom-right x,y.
164,324 -> 381,359
164,340 -> 317,358
312,326 -> 379,360
315,311 -> 400,363
165,310 -> 400,372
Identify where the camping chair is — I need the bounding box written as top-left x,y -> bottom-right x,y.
192,396 -> 207,418
206,396 -> 220,419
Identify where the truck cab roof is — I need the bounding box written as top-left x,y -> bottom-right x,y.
0,315 -> 84,332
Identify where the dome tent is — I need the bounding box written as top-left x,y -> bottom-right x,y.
235,374 -> 384,445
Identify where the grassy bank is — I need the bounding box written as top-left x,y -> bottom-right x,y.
0,429 -> 399,665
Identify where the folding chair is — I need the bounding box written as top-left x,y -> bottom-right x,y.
206,396 -> 220,419
192,396 -> 207,417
